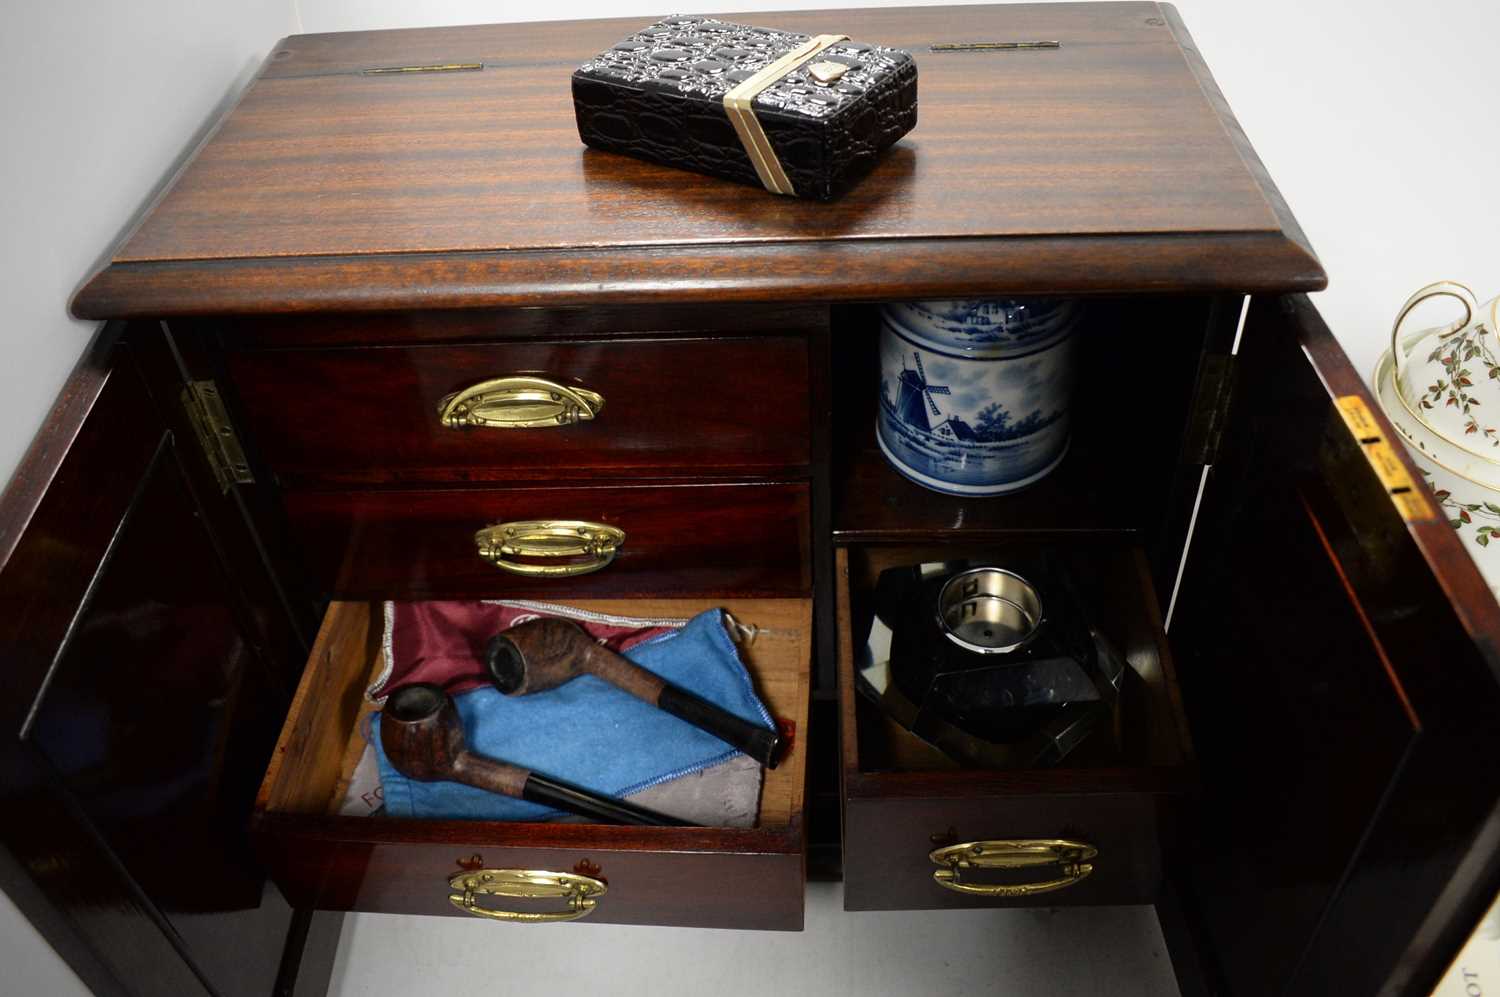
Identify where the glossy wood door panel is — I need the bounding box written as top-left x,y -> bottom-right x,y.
283,481 -> 812,598
0,327 -> 321,997
1171,296 -> 1500,997
227,336 -> 811,486
23,436 -> 294,997
0,332 -> 212,997
71,4 -> 1324,319
836,543 -> 1193,911
252,598 -> 812,931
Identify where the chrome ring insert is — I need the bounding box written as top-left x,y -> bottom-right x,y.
936,567 -> 1043,655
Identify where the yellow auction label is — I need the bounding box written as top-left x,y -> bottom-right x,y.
1332,394 -> 1435,523
1334,394 -> 1382,441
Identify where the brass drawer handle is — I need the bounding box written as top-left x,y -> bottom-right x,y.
438,375 -> 604,430
929,838 -> 1097,898
475,520 -> 625,577
448,869 -> 606,923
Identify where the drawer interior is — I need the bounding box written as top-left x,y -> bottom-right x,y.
259,598 -> 811,830
838,541 -> 1192,783
251,597 -> 813,928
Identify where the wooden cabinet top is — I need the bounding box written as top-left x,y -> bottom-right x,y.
73,2 -> 1325,318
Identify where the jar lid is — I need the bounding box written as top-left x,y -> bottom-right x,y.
880,298 -> 1081,359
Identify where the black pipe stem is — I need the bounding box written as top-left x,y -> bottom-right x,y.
657,684 -> 783,769
521,772 -> 692,827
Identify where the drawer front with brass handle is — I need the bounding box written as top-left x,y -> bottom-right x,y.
282,482 -> 811,599
252,836 -> 806,929
226,336 -> 811,487
834,547 -> 1190,912
843,795 -> 1165,910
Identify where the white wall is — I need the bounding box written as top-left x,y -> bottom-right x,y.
0,0 -> 300,485
0,889 -> 91,997
1,1 -> 1495,993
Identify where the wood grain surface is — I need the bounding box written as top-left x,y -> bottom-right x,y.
73,3 -> 1325,317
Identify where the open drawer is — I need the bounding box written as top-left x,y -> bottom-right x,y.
252,597 -> 812,930
836,543 -> 1194,911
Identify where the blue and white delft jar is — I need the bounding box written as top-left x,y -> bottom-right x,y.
877,299 -> 1080,496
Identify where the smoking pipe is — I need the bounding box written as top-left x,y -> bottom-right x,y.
380,683 -> 689,826
483,618 -> 783,769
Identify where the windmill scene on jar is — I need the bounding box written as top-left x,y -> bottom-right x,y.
877,335 -> 1075,495
893,351 -> 959,435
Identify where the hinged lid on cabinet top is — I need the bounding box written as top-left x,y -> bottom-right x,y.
72,2 -> 1326,318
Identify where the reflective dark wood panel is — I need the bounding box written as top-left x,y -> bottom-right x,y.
1172,296 -> 1500,996
283,480 -> 813,598
24,444 -> 292,997
0,328 -> 330,997
228,336 -> 812,487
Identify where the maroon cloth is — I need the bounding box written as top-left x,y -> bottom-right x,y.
367,601 -> 681,703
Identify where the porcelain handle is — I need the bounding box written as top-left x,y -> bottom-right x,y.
1389,281 -> 1479,402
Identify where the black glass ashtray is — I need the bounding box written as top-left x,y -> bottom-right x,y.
859,556 -> 1126,768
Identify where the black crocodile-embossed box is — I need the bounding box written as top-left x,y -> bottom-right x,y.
572,16 -> 918,201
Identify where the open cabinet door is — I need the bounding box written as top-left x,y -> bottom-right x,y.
0,324 -> 334,997
1171,295 -> 1500,996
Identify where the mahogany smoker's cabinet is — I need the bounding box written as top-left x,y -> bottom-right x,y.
4,4 -> 1498,996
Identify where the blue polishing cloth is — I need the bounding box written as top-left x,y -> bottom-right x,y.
372,609 -> 776,821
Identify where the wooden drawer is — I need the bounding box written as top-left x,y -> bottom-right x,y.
836,544 -> 1192,911
252,598 -> 812,930
226,336 -> 811,487
283,481 -> 812,599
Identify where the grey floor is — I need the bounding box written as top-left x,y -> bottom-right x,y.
327,882 -> 1180,996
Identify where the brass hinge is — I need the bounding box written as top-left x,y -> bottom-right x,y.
1183,354 -> 1236,465
181,380 -> 253,493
